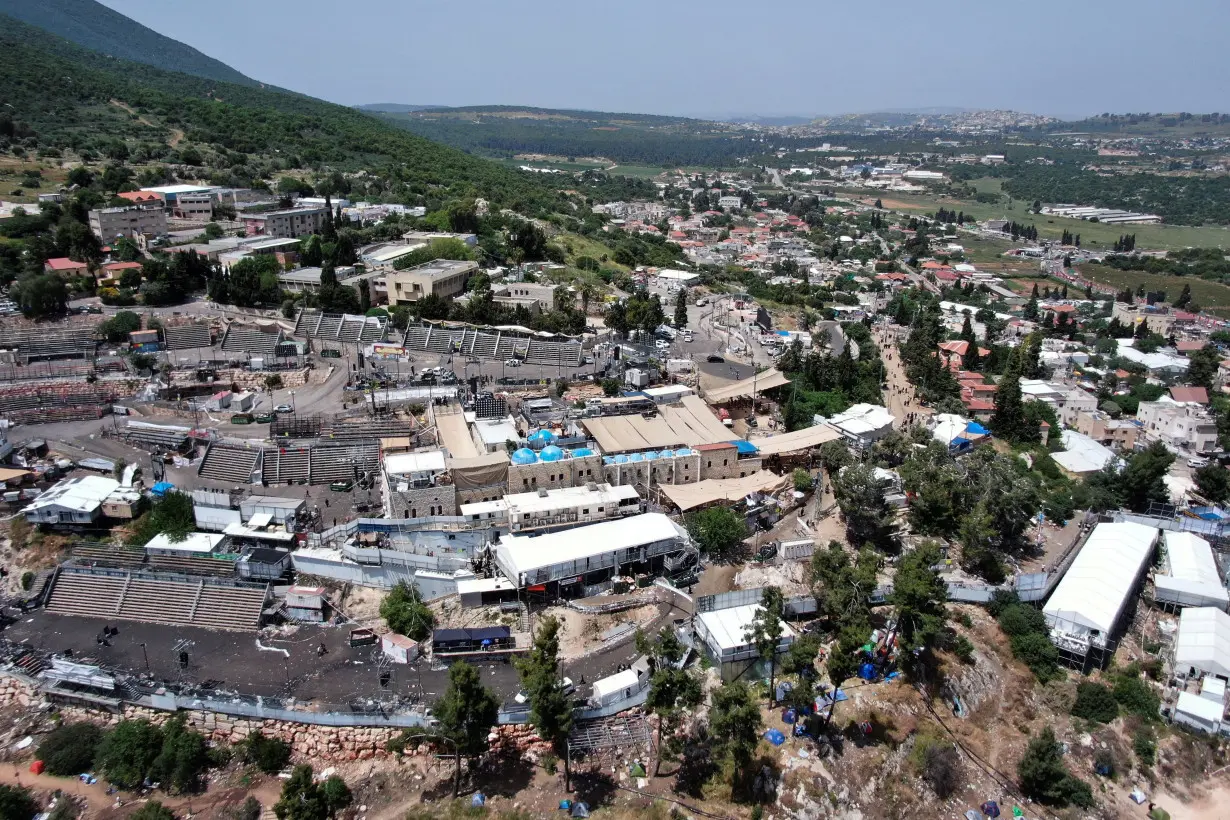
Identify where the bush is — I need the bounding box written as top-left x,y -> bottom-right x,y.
1018,727 -> 1094,808
96,719 -> 164,789
1133,726 -> 1156,766
38,722 -> 103,776
379,582 -> 435,640
1113,675 -> 1160,721
1071,682 -> 1118,724
953,636 -> 975,664
19,571 -> 33,591
129,802 -> 174,820
792,468 -> 813,493
0,785 -> 37,820
1009,633 -> 1061,682
997,603 -> 1046,637
239,731 -> 291,774
922,742 -> 960,798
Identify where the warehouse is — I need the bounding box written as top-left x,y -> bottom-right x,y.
695,603 -> 796,681
1175,606 -> 1230,682
1043,521 -> 1158,667
492,512 -> 692,595
1155,531 -> 1230,611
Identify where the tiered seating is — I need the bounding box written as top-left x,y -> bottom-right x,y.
220,326 -> 281,355
192,585 -> 268,630
71,543 -> 146,568
262,446 -> 310,484
0,327 -> 97,362
525,338 -> 583,367
309,443 -> 378,483
118,577 -> 197,622
45,571 -> 126,618
469,330 -> 497,358
294,310 -> 386,343
199,441 -> 262,483
163,324 -> 213,351
0,382 -> 115,423
46,568 -> 267,631
146,554 -> 237,577
326,418 -> 413,440
402,325 -> 430,349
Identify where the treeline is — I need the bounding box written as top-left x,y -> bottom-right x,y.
778,323 -> 884,430
1100,247 -> 1230,283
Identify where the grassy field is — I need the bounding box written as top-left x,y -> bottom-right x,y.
864,183 -> 1230,252
1077,263 -> 1230,318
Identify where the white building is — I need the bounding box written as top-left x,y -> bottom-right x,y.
492,512 -> 690,591
1043,522 -> 1159,662
460,482 -> 639,532
823,404 -> 896,449
1052,430 -> 1120,477
1175,606 -> 1230,681
1155,532 -> 1229,611
590,668 -> 647,707
717,196 -> 743,210
22,476 -> 121,525
143,531 -> 226,557
1137,401 -> 1219,454
696,603 -> 797,681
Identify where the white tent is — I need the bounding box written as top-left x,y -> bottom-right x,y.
590,669 -> 642,707
1156,531 -> 1230,610
1043,522 -> 1158,652
1175,606 -> 1230,681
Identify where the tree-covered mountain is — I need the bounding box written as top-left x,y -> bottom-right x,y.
371,105 -> 792,167
0,15 -> 562,211
0,0 -> 257,87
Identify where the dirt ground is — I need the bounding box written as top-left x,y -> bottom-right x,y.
544,603 -> 661,661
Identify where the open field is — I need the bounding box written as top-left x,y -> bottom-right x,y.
861,186 -> 1230,251
1077,262 -> 1230,318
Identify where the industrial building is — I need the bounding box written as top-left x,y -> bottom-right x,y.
1155,531 -> 1229,611
491,512 -> 692,595
88,206 -> 167,240
1043,522 -> 1159,667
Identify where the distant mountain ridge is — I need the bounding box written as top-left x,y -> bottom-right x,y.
0,0 -> 257,86
356,103 -> 449,114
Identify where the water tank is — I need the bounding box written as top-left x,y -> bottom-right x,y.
539,445 -> 564,462
511,448 -> 538,465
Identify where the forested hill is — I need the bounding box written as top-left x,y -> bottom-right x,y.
373,106 -> 797,167
0,0 -> 256,87
0,16 -> 562,211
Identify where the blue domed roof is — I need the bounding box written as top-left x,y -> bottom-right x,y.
675,448 -> 694,457
527,429 -> 556,444
603,456 -> 615,465
511,448 -> 538,465
571,448 -> 594,458
643,451 -> 658,461
614,454 -> 629,464
629,453 -> 645,462
659,450 -> 676,460
539,445 -> 564,462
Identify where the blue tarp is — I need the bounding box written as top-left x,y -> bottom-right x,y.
151,482 -> 175,496
966,421 -> 990,435
764,728 -> 786,746
732,440 -> 760,455
471,793 -> 486,808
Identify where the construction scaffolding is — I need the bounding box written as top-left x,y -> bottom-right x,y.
567,713 -> 653,755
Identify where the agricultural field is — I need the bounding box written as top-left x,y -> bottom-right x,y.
1077,262 -> 1230,318
863,185 -> 1230,252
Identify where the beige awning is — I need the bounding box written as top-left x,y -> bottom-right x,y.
703,367 -> 792,404
659,470 -> 788,511
747,425 -> 842,456
583,394 -> 734,453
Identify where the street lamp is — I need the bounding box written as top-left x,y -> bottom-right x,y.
289,390 -> 296,414
139,642 -> 149,672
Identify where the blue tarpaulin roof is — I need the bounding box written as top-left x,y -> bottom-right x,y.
966,422 -> 990,435
732,440 -> 760,455
152,482 -> 175,495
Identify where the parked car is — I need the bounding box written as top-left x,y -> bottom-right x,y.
504,358 -> 522,367
706,355 -> 725,363
1188,456 -> 1210,468
274,404 -> 294,414
329,480 -> 354,492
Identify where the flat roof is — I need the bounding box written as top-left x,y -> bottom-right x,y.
384,450 -> 447,475
746,424 -> 842,456
1177,607 -> 1230,679
474,418 -> 520,446
141,184 -> 214,195
145,531 -> 225,554
24,476 -> 119,514
392,260 -> 477,279
703,367 -> 792,404
1053,430 -> 1119,475
659,470 -> 786,511
495,513 -> 685,579
247,238 -> 300,251
1177,690 -> 1224,723
592,668 -> 641,701
456,575 -> 516,596
697,604 -> 797,651
583,394 -> 731,453
223,523 -> 296,542
437,411 -> 479,459
502,483 -> 639,516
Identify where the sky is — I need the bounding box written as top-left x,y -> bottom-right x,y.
100,0 -> 1230,119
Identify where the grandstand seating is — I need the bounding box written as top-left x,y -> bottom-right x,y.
220,326 -> 281,356
262,446 -> 310,485
46,568 -> 267,631
0,382 -> 115,424
70,543 -> 146,568
294,310 -> 386,343
400,322 -> 581,366
163,324 -> 213,351
309,443 -> 379,483
526,338 -> 582,367
324,417 -> 413,440
0,327 -> 96,362
199,441 -> 263,483
146,554 -> 238,577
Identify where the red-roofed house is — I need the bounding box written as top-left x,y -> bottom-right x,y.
43,258 -> 88,276
934,270 -> 960,283
98,260 -> 143,285
116,191 -> 162,206
1176,340 -> 1208,354
1169,386 -> 1210,405
921,261 -> 944,270
963,398 -> 995,420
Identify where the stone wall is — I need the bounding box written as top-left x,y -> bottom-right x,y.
507,453 -> 604,493
387,483 -> 458,519
0,672 -> 547,764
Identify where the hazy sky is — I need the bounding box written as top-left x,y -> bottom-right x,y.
100,0 -> 1229,118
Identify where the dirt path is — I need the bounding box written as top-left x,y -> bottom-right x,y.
877,332 -> 931,427
1152,786 -> 1230,820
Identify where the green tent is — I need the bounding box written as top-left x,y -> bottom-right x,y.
629,762 -> 647,778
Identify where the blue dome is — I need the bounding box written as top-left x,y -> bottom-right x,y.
539,445 -> 564,462
511,448 -> 538,465
603,456 -> 615,465
527,429 -> 557,446
659,450 -> 676,460
614,454 -> 629,464
643,451 -> 658,461
571,448 -> 594,458
675,448 -> 693,457
629,453 -> 645,463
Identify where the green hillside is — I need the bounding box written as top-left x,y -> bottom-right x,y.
0,0 -> 256,87
0,15 -> 560,210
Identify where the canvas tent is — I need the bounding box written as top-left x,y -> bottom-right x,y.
1175,606 -> 1230,681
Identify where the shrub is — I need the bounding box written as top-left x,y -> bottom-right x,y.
1071,682 -> 1118,724
1009,632 -> 1061,682
922,742 -> 960,798
19,571 -> 33,591
953,636 -> 975,664
129,802 -> 174,820
238,731 -> 290,774
1018,727 -> 1094,808
38,722 -> 103,776
0,785 -> 37,820
997,603 -> 1046,637
1113,675 -> 1160,721
96,719 -> 164,789
1133,726 -> 1156,766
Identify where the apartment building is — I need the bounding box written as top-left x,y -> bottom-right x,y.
385,260 -> 478,305
1072,411 -> 1141,451
173,193 -> 214,220
241,206 -> 327,239
1137,401 -> 1219,454
88,206 -> 168,240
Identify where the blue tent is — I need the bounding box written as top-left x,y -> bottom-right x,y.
966,421 -> 990,436
763,728 -> 786,746
151,482 -> 175,497
511,448 -> 538,465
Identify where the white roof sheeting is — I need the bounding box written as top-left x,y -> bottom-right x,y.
1044,522 -> 1157,647
696,604 -> 797,655
591,669 -> 641,703
1176,690 -> 1225,724
1176,607 -> 1230,680
384,450 -> 447,476
144,531 -> 225,554
1053,430 -> 1120,476
23,475 -> 119,514
494,513 -> 685,580
1157,532 -> 1230,610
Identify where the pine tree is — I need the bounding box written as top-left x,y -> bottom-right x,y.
990,350 -> 1026,442
673,288 -> 688,328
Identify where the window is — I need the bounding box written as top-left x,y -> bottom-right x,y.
723,459 -> 728,466
523,479 -> 529,488
598,506 -> 604,512
583,509 -> 589,515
